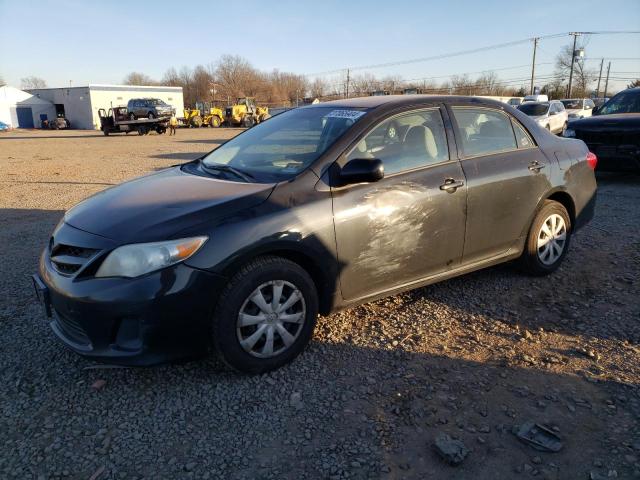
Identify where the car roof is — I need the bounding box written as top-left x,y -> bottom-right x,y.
304,94 -> 509,110
520,101 -> 550,106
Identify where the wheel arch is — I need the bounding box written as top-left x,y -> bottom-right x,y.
545,189 -> 576,226
218,243 -> 336,316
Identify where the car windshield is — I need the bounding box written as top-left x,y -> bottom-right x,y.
561,99 -> 582,109
598,90 -> 640,115
201,106 -> 368,182
518,103 -> 549,116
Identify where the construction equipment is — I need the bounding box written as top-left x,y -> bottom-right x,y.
181,108 -> 203,128
196,102 -> 224,128
225,97 -> 270,127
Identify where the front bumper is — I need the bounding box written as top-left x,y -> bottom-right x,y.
35,229 -> 226,366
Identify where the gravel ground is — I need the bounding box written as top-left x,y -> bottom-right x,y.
0,128 -> 639,480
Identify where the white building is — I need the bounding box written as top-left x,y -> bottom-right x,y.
27,84 -> 184,130
0,85 -> 57,128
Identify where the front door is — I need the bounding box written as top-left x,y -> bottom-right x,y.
16,107 -> 34,128
449,106 -> 552,264
332,107 -> 467,301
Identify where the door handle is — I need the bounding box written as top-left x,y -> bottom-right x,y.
439,178 -> 464,193
528,161 -> 546,172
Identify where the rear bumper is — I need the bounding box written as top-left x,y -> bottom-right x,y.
36,252 -> 227,366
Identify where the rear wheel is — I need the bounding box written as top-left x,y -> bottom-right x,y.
210,116 -> 221,128
519,200 -> 571,275
129,113 -> 136,120
148,112 -> 155,119
212,256 -> 318,374
243,115 -> 255,128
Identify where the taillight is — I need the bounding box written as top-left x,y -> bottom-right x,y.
586,151 -> 598,170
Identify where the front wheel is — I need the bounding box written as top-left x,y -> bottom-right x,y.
148,112 -> 155,119
519,200 -> 571,276
212,256 -> 318,374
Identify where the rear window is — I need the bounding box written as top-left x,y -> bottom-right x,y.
452,108 -> 517,157
518,103 -> 549,116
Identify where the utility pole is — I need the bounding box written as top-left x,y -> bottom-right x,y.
530,37 -> 538,95
596,58 -> 604,98
345,69 -> 350,98
567,32 -> 580,98
603,62 -> 611,99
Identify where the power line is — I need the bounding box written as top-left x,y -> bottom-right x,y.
306,31 -> 640,77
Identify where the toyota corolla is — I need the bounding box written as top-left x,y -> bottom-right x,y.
34,96 -> 597,373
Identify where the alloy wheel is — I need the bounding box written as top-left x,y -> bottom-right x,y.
537,214 -> 567,265
236,280 -> 306,358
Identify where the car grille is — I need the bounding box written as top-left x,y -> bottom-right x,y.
50,242 -> 100,275
55,309 -> 91,346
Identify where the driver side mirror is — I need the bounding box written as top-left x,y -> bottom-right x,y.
339,158 -> 384,186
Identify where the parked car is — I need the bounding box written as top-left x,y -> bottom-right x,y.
518,100 -> 569,134
523,94 -> 549,103
34,96 -> 597,373
564,87 -> 640,171
560,98 -> 596,119
126,98 -> 175,120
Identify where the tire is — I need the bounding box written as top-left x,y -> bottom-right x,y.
243,116 -> 255,128
212,256 -> 319,374
519,200 -> 571,276
129,113 -> 136,120
210,116 -> 221,128
148,112 -> 155,119
191,115 -> 202,128
102,128 -> 109,136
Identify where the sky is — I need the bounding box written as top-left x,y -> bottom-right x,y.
1,0 -> 639,93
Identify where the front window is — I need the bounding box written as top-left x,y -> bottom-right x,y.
561,99 -> 582,110
201,106 -> 368,182
346,108 -> 449,175
598,90 -> 640,115
518,103 -> 550,116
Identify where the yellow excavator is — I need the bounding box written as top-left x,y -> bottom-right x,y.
224,97 -> 270,127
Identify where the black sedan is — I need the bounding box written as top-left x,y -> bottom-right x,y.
564,87 -> 640,172
34,96 -> 597,373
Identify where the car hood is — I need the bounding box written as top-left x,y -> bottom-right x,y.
64,166 -> 276,243
569,113 -> 640,131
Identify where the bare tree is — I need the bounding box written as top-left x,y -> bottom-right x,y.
161,67 -> 181,86
309,77 -> 329,99
555,43 -> 594,97
628,79 -> 640,89
122,72 -> 155,86
215,55 -> 261,102
21,76 -> 47,89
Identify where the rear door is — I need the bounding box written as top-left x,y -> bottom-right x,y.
331,106 -> 467,301
449,106 -> 551,264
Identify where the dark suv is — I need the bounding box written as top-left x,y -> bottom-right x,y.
564,87 -> 640,171
34,96 -> 597,373
126,98 -> 174,120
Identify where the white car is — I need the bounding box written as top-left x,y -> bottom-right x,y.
523,94 -> 549,103
517,100 -> 569,135
560,98 -> 596,120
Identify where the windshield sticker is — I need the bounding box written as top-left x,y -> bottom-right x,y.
325,110 -> 366,120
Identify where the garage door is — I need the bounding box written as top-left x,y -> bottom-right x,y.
16,107 -> 34,128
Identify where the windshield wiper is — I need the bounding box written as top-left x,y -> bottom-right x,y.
201,162 -> 255,182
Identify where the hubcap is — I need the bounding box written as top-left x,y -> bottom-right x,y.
236,280 -> 306,358
537,214 -> 567,265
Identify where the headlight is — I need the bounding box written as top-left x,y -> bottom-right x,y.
96,236 -> 208,278
563,128 -> 576,138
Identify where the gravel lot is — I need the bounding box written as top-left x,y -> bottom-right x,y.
0,128 -> 639,480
